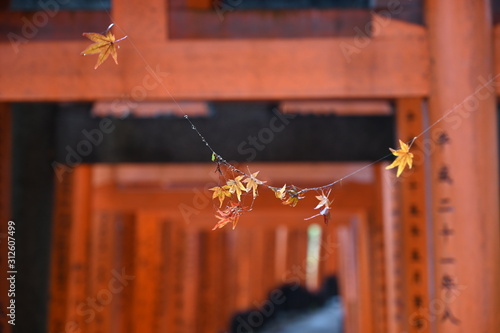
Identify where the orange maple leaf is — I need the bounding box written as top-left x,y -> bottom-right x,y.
212,202 -> 249,230
282,186 -> 304,207
81,23 -> 127,69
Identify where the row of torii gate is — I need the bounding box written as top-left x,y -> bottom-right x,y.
0,0 -> 499,332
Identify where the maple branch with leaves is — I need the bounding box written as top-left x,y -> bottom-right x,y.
80,23 -> 416,231
184,115 -> 415,230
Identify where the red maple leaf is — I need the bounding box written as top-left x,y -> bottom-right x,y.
212,202 -> 250,230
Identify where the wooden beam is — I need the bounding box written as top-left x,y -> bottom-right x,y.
169,7 -> 372,39
280,100 -> 392,116
0,0 -> 428,101
0,34 -> 428,101
91,162 -> 375,188
426,1 -> 500,332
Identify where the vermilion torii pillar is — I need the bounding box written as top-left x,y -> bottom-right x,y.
426,1 -> 500,332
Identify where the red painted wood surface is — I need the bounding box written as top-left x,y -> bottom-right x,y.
171,0 -> 373,40
376,164 -> 405,333
426,1 -> 500,332
396,98 -> 430,332
48,165 -> 92,333
48,162 -> 394,333
0,0 -> 429,102
2,1 -> 498,332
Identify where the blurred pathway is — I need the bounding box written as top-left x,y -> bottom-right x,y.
260,297 -> 343,333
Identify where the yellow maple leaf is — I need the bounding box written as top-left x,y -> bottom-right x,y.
273,184 -> 287,200
209,185 -> 232,207
81,23 -> 127,69
243,171 -> 266,198
386,139 -> 414,177
226,175 -> 247,201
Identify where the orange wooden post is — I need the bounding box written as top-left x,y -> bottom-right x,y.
318,223 -> 338,280
335,213 -> 373,333
426,1 -> 500,332
180,229 -> 200,333
161,220 -> 187,333
110,212 -> 135,333
232,229 -> 252,311
65,166 -> 92,332
196,230 -> 224,333
286,229 -> 308,286
250,229 -> 266,302
370,167 -> 390,333
375,164 -> 405,333
355,214 -> 374,333
213,231 -> 230,332
395,98 -> 430,332
163,221 -> 179,332
132,212 -> 163,332
48,165 -> 92,333
48,167 -> 74,333
87,211 -> 116,333
261,228 -> 277,296
0,104 -> 11,333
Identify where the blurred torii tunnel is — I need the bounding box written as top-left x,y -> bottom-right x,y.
1,1 -> 500,333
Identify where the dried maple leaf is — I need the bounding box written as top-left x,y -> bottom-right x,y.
386,139 -> 415,177
282,186 -> 304,207
212,202 -> 249,230
210,185 -> 232,207
81,23 -> 127,69
226,175 -> 247,202
314,190 -> 332,210
243,171 -> 267,198
305,190 -> 332,224
273,184 -> 287,200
